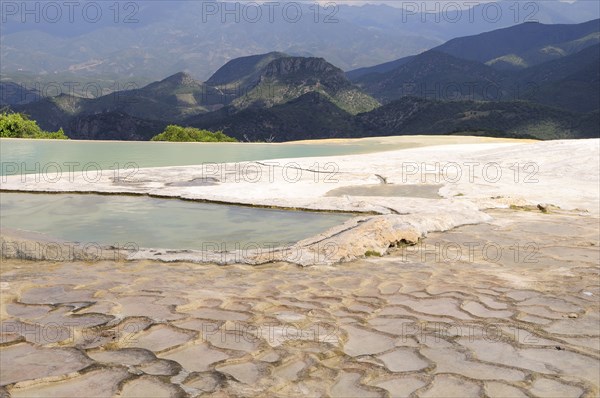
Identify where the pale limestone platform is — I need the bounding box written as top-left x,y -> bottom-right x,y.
1,137 -> 598,265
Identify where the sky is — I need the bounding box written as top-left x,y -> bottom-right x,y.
313,0 -> 577,6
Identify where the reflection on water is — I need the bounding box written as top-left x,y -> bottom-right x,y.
0,139 -> 423,176
0,193 -> 352,250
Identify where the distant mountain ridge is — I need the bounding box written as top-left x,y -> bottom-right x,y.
352,50 -> 510,103
12,72 -> 222,129
0,2 -> 439,81
349,20 -> 600,110
435,19 -> 600,69
8,19 -> 600,141
348,19 -> 600,77
346,56 -> 416,80
3,2 -> 598,82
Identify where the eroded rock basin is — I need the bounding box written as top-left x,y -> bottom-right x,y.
1,209 -> 598,397
0,193 -> 352,251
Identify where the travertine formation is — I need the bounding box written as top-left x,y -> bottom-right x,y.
2,138 -> 597,214
1,137 -> 599,396
1,209 -> 598,397
2,138 -> 598,265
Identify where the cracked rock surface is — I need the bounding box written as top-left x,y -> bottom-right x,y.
1,209 -> 598,397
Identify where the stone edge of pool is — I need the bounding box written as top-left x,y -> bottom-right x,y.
0,204 -> 491,266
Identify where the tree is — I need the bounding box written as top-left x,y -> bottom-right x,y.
150,125 -> 237,142
0,111 -> 69,139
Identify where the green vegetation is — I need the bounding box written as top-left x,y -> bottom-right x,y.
364,250 -> 383,257
151,125 -> 237,142
0,111 -> 68,139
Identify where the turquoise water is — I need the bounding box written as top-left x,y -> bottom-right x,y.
0,138 -> 420,176
1,139 -> 396,251
0,193 -> 352,250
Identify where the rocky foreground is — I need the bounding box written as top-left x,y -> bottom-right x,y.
1,208 -> 599,397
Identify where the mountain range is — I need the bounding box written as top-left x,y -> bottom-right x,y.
187,93 -> 599,142
350,19 -> 600,107
4,18 -> 599,141
2,1 -> 599,83
347,16 -> 600,79
7,54 -> 381,138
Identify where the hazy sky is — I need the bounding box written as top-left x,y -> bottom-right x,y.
313,0 -> 581,7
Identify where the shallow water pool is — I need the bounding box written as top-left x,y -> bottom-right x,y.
0,138 -> 423,176
0,193 -> 352,250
